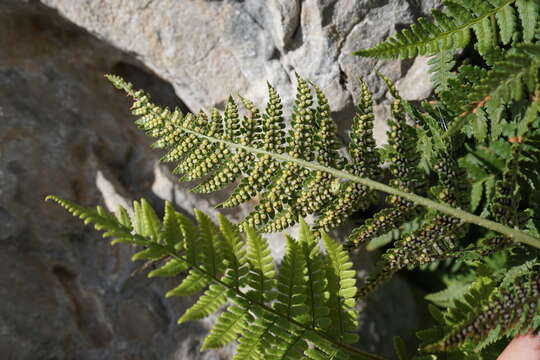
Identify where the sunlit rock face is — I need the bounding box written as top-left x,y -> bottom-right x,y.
1,0 -> 437,358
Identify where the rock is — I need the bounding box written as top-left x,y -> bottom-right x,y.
1,0 -> 438,358
396,56 -> 434,101
40,0 -> 438,117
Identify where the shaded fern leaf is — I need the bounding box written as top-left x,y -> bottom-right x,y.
47,196 -> 381,360
422,267 -> 540,353
516,0 -> 540,42
464,44 -> 540,113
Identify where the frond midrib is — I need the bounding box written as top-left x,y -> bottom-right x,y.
177,125 -> 540,249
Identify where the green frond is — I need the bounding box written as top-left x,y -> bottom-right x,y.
178,283 -> 227,322
322,233 -> 359,345
273,236 -> 308,318
103,74 -> 540,250
298,219 -> 331,329
201,305 -> 250,350
354,0 -> 522,59
245,226 -> 276,303
48,196 -> 411,360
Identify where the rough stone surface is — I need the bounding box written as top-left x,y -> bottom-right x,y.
40,0 -> 437,135
1,0 -> 436,359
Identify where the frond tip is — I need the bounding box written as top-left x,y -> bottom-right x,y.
47,196 -> 385,360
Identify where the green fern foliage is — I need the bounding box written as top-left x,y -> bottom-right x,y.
462,44 -> 540,112
46,196 -> 384,360
354,0 -> 538,59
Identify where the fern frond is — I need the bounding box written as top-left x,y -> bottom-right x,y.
48,196 -> 384,360
354,0 -> 532,59
105,74 -> 540,249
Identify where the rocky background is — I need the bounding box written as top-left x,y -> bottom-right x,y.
1,0 -> 438,359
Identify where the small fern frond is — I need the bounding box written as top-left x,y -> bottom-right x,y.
465,44 -> 540,111
422,267 -> 540,353
47,196 -> 384,360
201,304 -> 249,350
428,50 -> 457,92
354,0 -> 535,59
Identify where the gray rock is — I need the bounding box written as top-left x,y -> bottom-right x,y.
1,0 -> 437,359
40,0 -> 438,117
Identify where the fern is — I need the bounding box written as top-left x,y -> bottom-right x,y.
46,196 -> 383,360
42,0 -> 540,356
421,264 -> 540,354
354,0 -> 538,59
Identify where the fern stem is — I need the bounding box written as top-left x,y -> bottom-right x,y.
179,127 -> 540,249
162,245 -> 386,360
